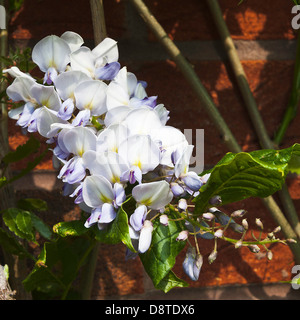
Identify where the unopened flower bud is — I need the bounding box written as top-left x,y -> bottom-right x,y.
235,239 -> 243,249
242,219 -> 248,230
273,226 -> 281,234
178,198 -> 187,211
170,182 -> 184,197
287,238 -> 297,244
267,232 -> 275,240
182,247 -> 203,281
159,214 -> 169,226
209,195 -> 222,205
255,218 -> 263,230
208,250 -> 217,264
202,212 -> 215,221
267,250 -> 273,260
214,229 -> 223,238
231,209 -> 246,218
248,244 -> 260,253
176,230 -> 189,241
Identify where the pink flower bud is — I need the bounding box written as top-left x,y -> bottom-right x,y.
202,212 -> 215,221
176,230 -> 189,241
159,214 -> 169,226
214,229 -> 223,238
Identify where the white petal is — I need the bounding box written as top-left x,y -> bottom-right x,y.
36,106 -> 67,137
74,79 -> 107,116
97,123 -> 129,153
60,31 -> 84,52
6,76 -> 36,102
83,150 -> 129,184
118,134 -> 160,174
132,180 -> 173,210
32,35 -> 71,72
70,46 -> 95,77
54,70 -> 90,101
106,81 -> 130,110
82,175 -> 114,208
3,66 -> 35,80
92,37 -> 118,62
104,106 -> 132,127
138,220 -> 153,253
122,107 -> 162,136
175,145 -> 194,178
151,126 -> 189,167
63,126 -> 96,156
30,83 -> 61,111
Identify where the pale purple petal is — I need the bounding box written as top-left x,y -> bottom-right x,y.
95,62 -> 120,81
71,109 -> 91,127
58,98 -> 74,120
84,208 -> 101,228
181,171 -> 203,192
130,205 -> 147,231
98,203 -> 116,223
114,183 -> 126,207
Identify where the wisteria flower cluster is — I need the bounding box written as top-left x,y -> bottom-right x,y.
5,32 -> 206,255
5,32 -> 292,287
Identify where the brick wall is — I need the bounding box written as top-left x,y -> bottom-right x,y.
6,0 -> 300,299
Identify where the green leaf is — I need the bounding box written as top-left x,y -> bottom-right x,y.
17,198 -> 48,212
93,205 -> 136,252
194,144 -> 300,215
23,241 -> 63,294
155,271 -> 189,293
139,212 -> 186,289
2,208 -> 36,242
30,213 -> 52,240
0,227 -> 31,259
2,136 -> 40,164
23,237 -> 91,297
53,219 -> 89,238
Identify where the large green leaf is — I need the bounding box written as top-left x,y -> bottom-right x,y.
53,219 -> 89,238
23,237 -> 91,297
17,198 -> 48,212
2,208 -> 52,242
139,212 -> 186,289
93,205 -> 136,252
194,144 -> 300,215
0,227 -> 31,259
2,208 -> 36,242
155,271 -> 189,293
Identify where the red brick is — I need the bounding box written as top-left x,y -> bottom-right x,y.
8,0 -> 125,40
145,0 -> 296,41
91,244 -> 145,298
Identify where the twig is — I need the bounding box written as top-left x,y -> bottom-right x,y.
273,30 -> 300,146
90,0 -> 107,46
78,0 -> 107,300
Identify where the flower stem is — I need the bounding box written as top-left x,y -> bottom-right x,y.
273,30 -> 300,146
